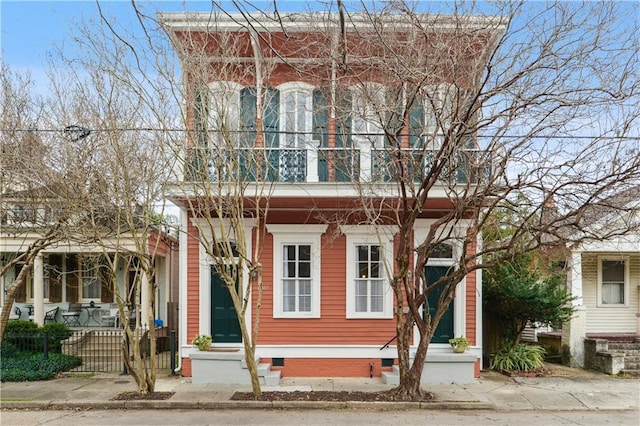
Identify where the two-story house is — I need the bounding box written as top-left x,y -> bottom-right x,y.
161,11 -> 500,383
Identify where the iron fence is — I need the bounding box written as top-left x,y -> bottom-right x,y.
2,329 -> 177,374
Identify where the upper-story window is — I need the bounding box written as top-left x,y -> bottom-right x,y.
207,81 -> 242,147
278,82 -> 315,148
351,83 -> 386,148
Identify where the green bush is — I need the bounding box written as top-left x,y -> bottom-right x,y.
3,321 -> 72,353
0,340 -> 18,358
490,342 -> 546,372
0,352 -> 82,382
41,323 -> 73,352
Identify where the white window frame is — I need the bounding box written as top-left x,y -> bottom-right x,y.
268,224 -> 326,318
277,82 -> 314,148
80,256 -> 101,302
342,225 -> 394,319
207,81 -> 242,146
351,83 -> 386,148
597,256 -> 629,307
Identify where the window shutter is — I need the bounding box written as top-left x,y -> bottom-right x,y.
65,254 -> 79,303
14,265 -> 26,303
335,89 -> 352,148
263,87 -> 280,148
409,98 -> 424,148
99,257 -> 114,303
312,88 -> 329,148
239,87 -> 257,146
48,254 -> 63,303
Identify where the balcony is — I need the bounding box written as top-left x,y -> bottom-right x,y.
185,145 -> 491,186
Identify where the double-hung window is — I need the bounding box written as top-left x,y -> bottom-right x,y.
343,225 -> 394,319
82,257 -> 100,300
280,83 -> 314,148
355,245 -> 384,313
282,244 -> 312,313
599,258 -> 628,306
351,83 -> 385,148
268,224 -> 326,318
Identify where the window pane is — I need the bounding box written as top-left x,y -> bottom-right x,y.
299,280 -> 311,312
283,280 -> 296,311
370,279 -> 383,312
602,283 -> 624,304
299,245 -> 311,261
299,261 -> 311,278
432,243 -> 453,259
370,245 -> 380,262
355,280 -> 368,312
284,245 -> 296,261
602,260 -> 624,282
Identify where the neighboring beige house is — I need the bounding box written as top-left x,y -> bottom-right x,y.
562,187 -> 640,367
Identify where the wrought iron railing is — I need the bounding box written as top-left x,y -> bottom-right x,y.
186,145 -> 490,185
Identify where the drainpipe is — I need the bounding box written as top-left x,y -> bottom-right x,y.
174,208 -> 189,374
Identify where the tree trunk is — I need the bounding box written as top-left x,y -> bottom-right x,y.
0,264 -> 32,340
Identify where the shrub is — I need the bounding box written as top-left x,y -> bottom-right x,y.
5,320 -> 39,334
41,323 -> 73,352
490,342 -> 546,372
0,352 -> 82,382
0,340 -> 18,358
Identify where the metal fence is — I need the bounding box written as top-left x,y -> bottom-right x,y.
3,329 -> 177,374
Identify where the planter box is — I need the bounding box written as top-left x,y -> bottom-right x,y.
189,350 -> 251,384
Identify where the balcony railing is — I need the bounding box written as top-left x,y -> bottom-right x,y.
185,145 -> 491,185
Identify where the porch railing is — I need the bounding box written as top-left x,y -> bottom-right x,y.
186,145 -> 491,185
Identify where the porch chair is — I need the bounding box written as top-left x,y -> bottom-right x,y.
61,303 -> 82,326
100,308 -> 120,328
8,306 -> 21,320
29,306 -> 59,323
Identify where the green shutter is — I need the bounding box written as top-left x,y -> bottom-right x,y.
239,87 -> 257,146
313,89 -> 329,148
409,98 -> 424,148
65,254 -> 78,303
263,87 -> 280,148
335,89 -> 352,148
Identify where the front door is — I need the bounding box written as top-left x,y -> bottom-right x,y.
210,266 -> 241,343
425,266 -> 454,343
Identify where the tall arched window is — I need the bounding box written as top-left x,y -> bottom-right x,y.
278,82 -> 315,148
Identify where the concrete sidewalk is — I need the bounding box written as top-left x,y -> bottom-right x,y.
1,370 -> 638,411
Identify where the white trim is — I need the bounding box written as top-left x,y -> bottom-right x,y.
277,81 -> 315,149
252,344 -> 480,359
192,217 -> 256,344
267,224 -> 327,318
413,219 -> 471,344
340,225 -> 395,319
596,255 -> 630,308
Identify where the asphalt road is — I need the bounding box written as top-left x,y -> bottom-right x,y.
2,409 -> 639,425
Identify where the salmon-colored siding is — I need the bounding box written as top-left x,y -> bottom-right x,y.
186,217 -> 201,348
257,228 -> 396,345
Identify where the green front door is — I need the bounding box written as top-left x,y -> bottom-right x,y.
425,266 -> 455,343
211,266 -> 242,343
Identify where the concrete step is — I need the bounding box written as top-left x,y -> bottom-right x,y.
261,370 -> 282,386
381,365 -> 399,385
621,369 -> 640,377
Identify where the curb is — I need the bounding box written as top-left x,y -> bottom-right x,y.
0,400 -> 496,411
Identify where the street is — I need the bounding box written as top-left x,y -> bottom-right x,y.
2,409 -> 639,425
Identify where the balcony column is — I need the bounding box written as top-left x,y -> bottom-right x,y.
141,270 -> 150,329
358,140 -> 372,182
306,140 -> 319,183
33,254 -> 45,326
562,250 -> 586,367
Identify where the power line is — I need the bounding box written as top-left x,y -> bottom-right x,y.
1,128 -> 639,140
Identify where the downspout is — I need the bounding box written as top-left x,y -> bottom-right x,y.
174,208 -> 189,374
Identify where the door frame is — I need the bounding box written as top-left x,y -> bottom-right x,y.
194,217 -> 256,346
413,220 -> 469,347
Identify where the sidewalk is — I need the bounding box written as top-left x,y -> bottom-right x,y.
1,370 -> 638,411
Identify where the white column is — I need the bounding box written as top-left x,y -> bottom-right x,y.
141,270 -> 150,329
561,250 -> 586,367
306,141 -> 319,183
33,254 -> 45,326
359,140 -> 372,182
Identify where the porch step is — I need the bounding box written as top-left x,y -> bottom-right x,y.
381,365 -> 399,385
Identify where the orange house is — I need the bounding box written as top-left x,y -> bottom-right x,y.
161,11 -> 501,384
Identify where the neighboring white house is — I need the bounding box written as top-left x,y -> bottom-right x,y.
562,187 -> 640,367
